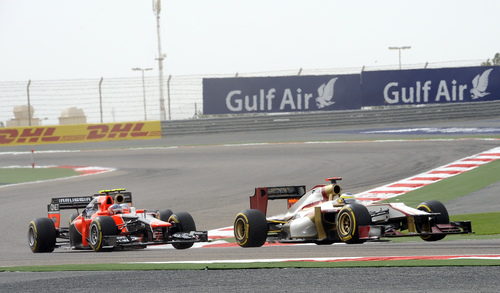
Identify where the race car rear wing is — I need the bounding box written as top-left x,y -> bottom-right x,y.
47,192 -> 133,229
249,185 -> 306,216
47,192 -> 133,212
48,196 -> 93,212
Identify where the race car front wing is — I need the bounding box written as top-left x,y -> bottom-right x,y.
104,231 -> 209,248
359,220 -> 472,240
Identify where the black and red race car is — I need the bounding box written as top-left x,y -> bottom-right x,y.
28,188 -> 208,252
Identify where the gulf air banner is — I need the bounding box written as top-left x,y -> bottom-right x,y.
0,121 -> 162,146
362,66 -> 500,106
203,74 -> 362,114
202,66 -> 500,114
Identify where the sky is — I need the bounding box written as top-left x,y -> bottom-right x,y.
1,0 -> 499,81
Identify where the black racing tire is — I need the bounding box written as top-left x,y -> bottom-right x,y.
168,212 -> 196,249
314,239 -> 335,245
69,223 -> 84,250
69,212 -> 79,224
336,203 -> 371,244
28,218 -> 57,253
159,209 -> 173,222
417,200 -> 449,241
69,213 -> 84,249
234,209 -> 268,248
88,216 -> 118,252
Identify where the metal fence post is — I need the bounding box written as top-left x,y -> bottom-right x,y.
99,77 -> 103,123
167,74 -> 172,120
142,72 -> 147,121
27,80 -> 32,126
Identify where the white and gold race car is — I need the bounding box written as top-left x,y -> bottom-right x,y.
233,177 -> 472,247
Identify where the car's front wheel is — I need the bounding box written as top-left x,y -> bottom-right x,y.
159,209 -> 173,222
88,216 -> 117,252
417,200 -> 449,241
168,212 -> 196,249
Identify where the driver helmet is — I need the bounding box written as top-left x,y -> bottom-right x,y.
108,203 -> 123,214
336,193 -> 357,205
119,203 -> 130,214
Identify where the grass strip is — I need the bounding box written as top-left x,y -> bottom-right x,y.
384,159 -> 500,207
451,212 -> 500,235
2,259 -> 500,272
0,168 -> 80,185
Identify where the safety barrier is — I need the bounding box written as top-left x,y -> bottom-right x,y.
0,121 -> 161,146
1,102 -> 497,145
161,101 -> 500,135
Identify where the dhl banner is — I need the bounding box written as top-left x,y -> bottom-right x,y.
0,121 -> 162,146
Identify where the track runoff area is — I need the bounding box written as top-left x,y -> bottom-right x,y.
2,142 -> 499,268
133,145 -> 500,266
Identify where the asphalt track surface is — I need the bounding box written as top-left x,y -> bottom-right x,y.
1,117 -> 500,291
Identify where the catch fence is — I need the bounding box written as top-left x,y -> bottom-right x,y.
0,59 -> 485,127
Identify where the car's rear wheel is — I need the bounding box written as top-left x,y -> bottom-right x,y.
69,223 -> 84,249
68,213 -> 84,249
69,212 -> 79,224
88,216 -> 117,252
234,209 -> 268,247
168,212 -> 196,249
417,200 -> 449,241
336,203 -> 371,244
28,218 -> 57,253
314,239 -> 335,245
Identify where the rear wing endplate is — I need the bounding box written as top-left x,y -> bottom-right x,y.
250,185 -> 306,215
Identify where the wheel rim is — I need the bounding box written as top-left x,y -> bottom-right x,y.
234,217 -> 246,241
338,213 -> 352,236
28,226 -> 36,247
89,224 -> 98,245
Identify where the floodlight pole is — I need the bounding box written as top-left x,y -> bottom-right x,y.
388,46 -> 411,69
132,67 -> 153,121
26,80 -> 32,126
153,0 -> 167,121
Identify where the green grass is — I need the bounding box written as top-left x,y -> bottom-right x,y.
383,159 -> 500,207
0,168 -> 80,185
379,157 -> 500,241
2,259 -> 500,272
451,212 -> 500,235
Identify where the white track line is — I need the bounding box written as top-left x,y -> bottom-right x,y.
127,254 -> 500,264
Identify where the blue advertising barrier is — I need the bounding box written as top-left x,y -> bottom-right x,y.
202,66 -> 500,115
362,66 -> 500,106
203,74 -> 361,114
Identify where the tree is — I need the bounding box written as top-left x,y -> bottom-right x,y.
493,53 -> 500,65
481,52 -> 500,66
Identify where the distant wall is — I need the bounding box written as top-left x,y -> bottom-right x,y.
203,74 -> 361,114
203,66 -> 500,115
162,100 -> 500,135
362,66 -> 500,106
0,121 -> 161,146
